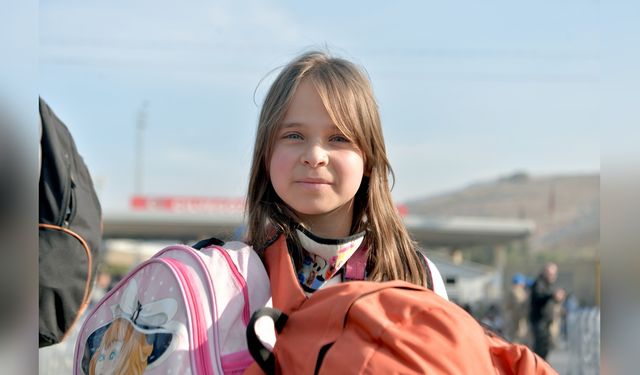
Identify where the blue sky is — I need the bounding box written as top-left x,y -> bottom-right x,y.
38,0 -> 602,212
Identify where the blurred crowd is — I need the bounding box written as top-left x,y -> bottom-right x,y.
455,262 -> 579,360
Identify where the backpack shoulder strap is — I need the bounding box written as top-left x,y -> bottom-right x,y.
343,246 -> 435,292
417,251 -> 434,291
192,236 -> 225,250
263,235 -> 307,313
343,244 -> 369,280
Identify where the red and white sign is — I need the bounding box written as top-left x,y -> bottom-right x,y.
130,196 -> 245,214
130,196 -> 409,216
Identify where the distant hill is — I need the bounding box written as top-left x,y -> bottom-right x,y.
404,172 -> 599,252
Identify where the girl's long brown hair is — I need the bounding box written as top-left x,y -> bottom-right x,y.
245,50 -> 426,287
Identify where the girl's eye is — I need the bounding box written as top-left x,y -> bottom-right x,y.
283,132 -> 303,140
98,353 -> 105,362
109,350 -> 117,360
330,134 -> 350,143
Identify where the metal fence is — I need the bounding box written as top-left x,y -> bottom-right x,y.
567,307 -> 600,375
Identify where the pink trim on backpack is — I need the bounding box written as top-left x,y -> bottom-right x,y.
344,245 -> 369,280
221,350 -> 255,374
163,258 -> 214,375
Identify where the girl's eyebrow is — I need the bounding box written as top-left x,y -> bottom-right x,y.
280,122 -> 341,131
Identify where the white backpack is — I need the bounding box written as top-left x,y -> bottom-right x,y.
73,239 -> 271,375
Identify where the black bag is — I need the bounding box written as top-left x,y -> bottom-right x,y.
39,97 -> 103,347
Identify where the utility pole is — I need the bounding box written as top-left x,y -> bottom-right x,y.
134,101 -> 148,195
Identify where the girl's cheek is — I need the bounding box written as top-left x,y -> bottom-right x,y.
270,149 -> 295,171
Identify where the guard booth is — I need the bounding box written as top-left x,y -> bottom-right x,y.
405,215 -> 535,304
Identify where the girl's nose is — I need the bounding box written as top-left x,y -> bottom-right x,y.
301,143 -> 328,167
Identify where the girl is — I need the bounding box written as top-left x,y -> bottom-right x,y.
245,50 -> 448,299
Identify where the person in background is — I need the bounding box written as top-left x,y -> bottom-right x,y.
505,273 -> 530,344
529,262 -> 565,359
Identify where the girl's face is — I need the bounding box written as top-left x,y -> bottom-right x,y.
269,79 -> 364,237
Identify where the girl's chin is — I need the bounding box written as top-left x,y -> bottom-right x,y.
294,199 -> 354,215
294,205 -> 353,222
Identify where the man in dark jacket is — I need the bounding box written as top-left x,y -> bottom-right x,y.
529,262 -> 565,359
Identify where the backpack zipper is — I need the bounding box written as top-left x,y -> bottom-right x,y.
65,174 -> 78,226
164,258 -> 216,375
57,153 -> 72,227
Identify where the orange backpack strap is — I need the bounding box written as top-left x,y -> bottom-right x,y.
263,235 -> 307,313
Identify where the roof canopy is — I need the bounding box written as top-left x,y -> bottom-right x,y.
103,211 -> 534,247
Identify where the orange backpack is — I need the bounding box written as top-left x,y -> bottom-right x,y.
245,235 -> 557,375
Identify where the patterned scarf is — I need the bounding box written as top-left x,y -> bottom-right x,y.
295,227 -> 366,294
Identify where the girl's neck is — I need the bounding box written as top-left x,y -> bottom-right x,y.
297,202 -> 354,238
